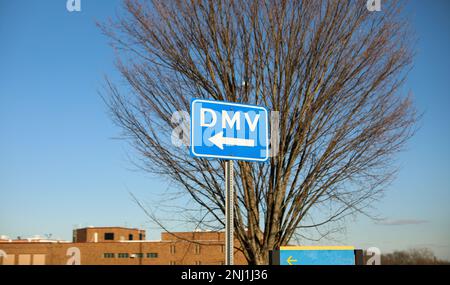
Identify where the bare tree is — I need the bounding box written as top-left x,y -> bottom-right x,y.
382,248 -> 450,265
100,0 -> 417,264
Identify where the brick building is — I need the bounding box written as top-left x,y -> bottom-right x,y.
0,227 -> 247,265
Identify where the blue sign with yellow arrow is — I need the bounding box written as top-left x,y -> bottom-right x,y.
279,246 -> 356,265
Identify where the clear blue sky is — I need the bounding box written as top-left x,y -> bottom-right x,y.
0,1 -> 449,259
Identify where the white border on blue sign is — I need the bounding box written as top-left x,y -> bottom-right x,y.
190,98 -> 270,162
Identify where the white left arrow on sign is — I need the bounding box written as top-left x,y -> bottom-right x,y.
209,132 -> 255,150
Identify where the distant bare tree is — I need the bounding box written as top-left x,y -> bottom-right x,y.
382,248 -> 450,265
100,0 -> 417,264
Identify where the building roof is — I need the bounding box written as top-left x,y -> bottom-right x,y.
75,226 -> 144,231
0,239 -> 70,243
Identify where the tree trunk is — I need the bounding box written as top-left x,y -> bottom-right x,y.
246,248 -> 270,265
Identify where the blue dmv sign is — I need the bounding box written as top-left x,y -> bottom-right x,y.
190,99 -> 269,162
279,246 -> 356,265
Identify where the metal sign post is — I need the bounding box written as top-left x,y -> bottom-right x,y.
225,160 -> 234,265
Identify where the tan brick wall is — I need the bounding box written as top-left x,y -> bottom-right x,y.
74,228 -> 87,243
74,227 -> 145,243
0,232 -> 246,265
161,231 -> 224,242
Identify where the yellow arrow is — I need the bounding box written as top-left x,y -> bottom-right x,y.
287,256 -> 297,265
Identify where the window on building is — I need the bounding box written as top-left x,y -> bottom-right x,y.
170,244 -> 176,254
103,253 -> 115,258
72,230 -> 77,243
194,244 -> 201,255
118,253 -> 129,258
104,233 -> 114,240
139,233 -> 143,240
147,253 -> 158,258
135,253 -> 144,258
128,234 -> 133,240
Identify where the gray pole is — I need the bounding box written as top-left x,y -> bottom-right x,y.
225,160 -> 234,265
